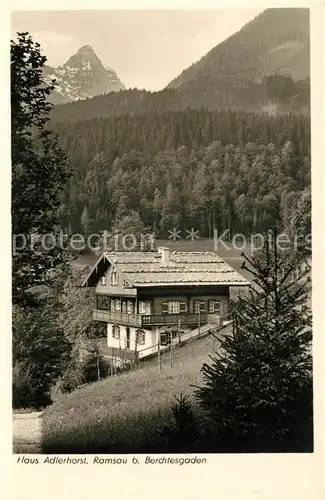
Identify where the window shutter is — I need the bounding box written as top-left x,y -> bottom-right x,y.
111,272 -> 119,286
200,301 -> 206,313
139,301 -> 146,314
112,326 -> 120,339
161,302 -> 168,314
136,329 -> 145,345
214,301 -> 221,314
180,302 -> 187,313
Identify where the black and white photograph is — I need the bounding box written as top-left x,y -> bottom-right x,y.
10,5 -> 315,460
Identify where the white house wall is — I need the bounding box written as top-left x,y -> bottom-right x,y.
106,323 -> 158,359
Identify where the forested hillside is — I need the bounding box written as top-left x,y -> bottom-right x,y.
53,108 -> 311,238
169,9 -> 309,97
50,74 -> 309,124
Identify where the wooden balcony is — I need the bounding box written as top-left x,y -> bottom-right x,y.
93,310 -> 142,327
93,309 -> 210,328
141,313 -> 208,327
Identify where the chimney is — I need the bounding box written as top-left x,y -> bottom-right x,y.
158,247 -> 170,266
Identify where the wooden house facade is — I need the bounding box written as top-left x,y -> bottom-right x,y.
83,247 -> 249,360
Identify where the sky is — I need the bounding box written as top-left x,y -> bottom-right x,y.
11,9 -> 263,90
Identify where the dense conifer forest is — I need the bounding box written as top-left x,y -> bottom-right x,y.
52,108 -> 311,237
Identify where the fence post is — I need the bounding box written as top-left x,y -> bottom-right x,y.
198,308 -> 201,337
158,341 -> 161,372
135,330 -> 138,368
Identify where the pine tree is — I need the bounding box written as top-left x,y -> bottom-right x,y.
194,228 -> 312,452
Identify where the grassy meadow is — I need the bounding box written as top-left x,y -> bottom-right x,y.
42,325 -> 231,453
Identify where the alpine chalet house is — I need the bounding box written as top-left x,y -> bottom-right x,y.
82,247 -> 249,362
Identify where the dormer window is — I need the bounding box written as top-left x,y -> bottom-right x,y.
111,271 -> 119,286
100,276 -> 107,286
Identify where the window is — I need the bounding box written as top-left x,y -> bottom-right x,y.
115,299 -> 121,312
97,295 -> 110,310
122,301 -> 127,313
111,272 -> 119,286
208,300 -> 221,314
138,301 -> 147,314
161,301 -> 186,314
193,300 -> 206,313
112,325 -> 120,339
193,300 -> 200,313
136,329 -> 146,345
168,301 -> 180,314
160,330 -> 179,345
127,301 -> 134,314
100,275 -> 107,286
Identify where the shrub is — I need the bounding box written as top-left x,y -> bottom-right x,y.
12,305 -> 70,408
52,351 -> 112,397
82,352 -> 111,383
53,362 -> 85,396
12,362 -> 35,409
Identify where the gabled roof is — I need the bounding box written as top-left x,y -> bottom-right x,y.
82,250 -> 249,288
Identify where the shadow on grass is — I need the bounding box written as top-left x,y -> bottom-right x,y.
42,405 -> 313,454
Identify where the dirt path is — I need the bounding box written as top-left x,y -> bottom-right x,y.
13,412 -> 42,454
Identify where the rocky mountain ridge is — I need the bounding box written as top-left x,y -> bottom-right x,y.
44,45 -> 125,104
167,8 -> 310,113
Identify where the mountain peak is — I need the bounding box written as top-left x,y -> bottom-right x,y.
78,44 -> 95,53
45,45 -> 125,105
64,45 -> 102,69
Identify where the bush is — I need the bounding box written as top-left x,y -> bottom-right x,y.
12,304 -> 71,409
53,363 -> 85,396
12,362 -> 35,409
82,352 -> 111,383
52,351 -> 112,397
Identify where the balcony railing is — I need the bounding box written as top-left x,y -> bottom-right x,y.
141,313 -> 208,327
93,310 -> 142,327
93,309 -> 212,327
